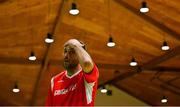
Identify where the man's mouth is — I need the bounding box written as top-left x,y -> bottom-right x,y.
64,59 -> 69,63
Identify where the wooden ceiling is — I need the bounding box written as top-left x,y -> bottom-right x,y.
0,0 -> 180,105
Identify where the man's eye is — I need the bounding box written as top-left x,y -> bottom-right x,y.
68,51 -> 72,54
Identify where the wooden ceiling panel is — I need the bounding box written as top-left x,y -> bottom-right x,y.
0,0 -> 60,60
159,55 -> 180,68
98,68 -> 120,85
113,0 -> 180,47
114,72 -> 180,105
64,0 -> 108,31
0,1 -> 46,29
171,78 -> 180,89
0,45 -> 46,60
121,0 -> 180,34
0,64 -> 41,105
50,0 -> 179,67
59,0 -> 180,64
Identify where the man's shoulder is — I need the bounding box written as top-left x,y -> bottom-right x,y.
52,71 -> 66,80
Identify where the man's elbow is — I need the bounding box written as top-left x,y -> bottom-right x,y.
83,61 -> 94,73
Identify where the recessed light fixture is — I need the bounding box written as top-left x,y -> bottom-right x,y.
161,41 -> 170,51
69,3 -> 79,15
161,96 -> 168,103
107,36 -> 115,47
12,82 -> 20,93
45,33 -> 54,43
28,51 -> 36,61
130,57 -> 138,66
140,1 -> 149,13
100,86 -> 108,93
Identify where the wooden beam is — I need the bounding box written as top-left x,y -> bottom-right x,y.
155,78 -> 180,95
30,0 -> 66,105
97,46 -> 180,89
148,66 -> 180,72
50,60 -> 136,71
114,0 -> 180,40
0,57 -> 42,65
142,46 -> 180,70
0,58 -> 180,71
98,70 -> 137,88
97,63 -> 133,70
113,76 -> 180,105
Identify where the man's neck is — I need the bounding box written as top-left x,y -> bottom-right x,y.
67,65 -> 81,77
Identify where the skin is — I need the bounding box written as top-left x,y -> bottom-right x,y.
63,39 -> 94,76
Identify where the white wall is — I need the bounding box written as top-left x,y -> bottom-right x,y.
95,85 -> 149,106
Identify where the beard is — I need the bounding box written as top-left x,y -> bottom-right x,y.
63,61 -> 78,70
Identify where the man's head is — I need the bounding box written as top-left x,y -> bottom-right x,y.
63,39 -> 85,70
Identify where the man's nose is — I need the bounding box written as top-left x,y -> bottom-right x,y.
64,53 -> 69,59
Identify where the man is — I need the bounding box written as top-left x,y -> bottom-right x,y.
45,39 -> 99,106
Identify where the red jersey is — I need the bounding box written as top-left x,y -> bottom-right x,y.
45,64 -> 99,106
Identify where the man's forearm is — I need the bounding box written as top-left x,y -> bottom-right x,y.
73,45 -> 94,73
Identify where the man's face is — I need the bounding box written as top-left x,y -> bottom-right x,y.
63,45 -> 79,69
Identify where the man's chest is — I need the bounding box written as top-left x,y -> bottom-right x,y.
53,76 -> 84,96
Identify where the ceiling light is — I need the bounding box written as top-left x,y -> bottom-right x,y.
45,33 -> 54,43
140,1 -> 149,13
161,41 -> 170,51
28,51 -> 36,61
100,86 -> 108,93
12,82 -> 20,93
161,96 -> 168,103
69,3 -> 79,15
107,36 -> 115,47
130,57 -> 138,66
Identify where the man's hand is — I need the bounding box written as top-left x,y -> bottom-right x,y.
64,39 -> 94,73
64,39 -> 84,48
